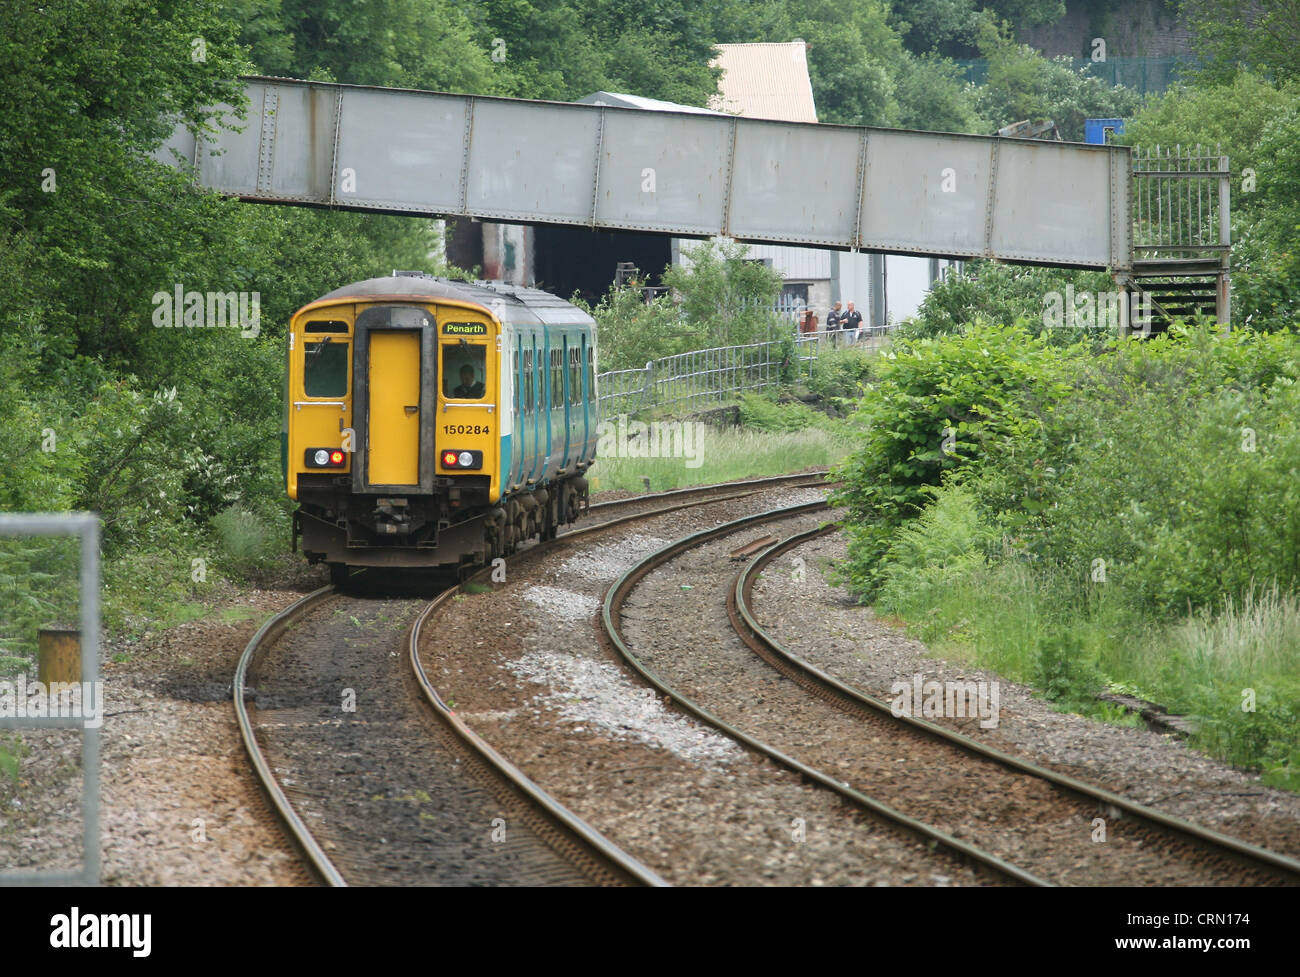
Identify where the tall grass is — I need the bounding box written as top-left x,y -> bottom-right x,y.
879,544 -> 1300,788
589,425 -> 853,494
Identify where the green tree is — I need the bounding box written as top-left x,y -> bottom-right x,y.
1180,0 -> 1300,84
662,241 -> 785,349
972,15 -> 1143,139
261,0 -> 500,92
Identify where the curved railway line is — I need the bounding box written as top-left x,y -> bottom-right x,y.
234,473 -> 1300,886
233,471 -> 826,886
601,501 -> 1300,887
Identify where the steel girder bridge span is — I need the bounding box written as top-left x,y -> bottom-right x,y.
159,76 -> 1137,278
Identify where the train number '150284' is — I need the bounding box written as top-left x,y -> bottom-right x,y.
443,424 -> 490,435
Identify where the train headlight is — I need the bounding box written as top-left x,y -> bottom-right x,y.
440,449 -> 483,470
304,448 -> 347,468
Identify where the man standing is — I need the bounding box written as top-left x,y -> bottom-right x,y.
843,301 -> 864,344
826,301 -> 843,346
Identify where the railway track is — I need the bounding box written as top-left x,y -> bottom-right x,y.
602,500 -> 1300,887
234,471 -> 827,886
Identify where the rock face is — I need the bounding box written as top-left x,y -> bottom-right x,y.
1018,0 -> 1197,60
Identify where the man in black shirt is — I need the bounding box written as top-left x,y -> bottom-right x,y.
843,301 -> 864,343
453,364 -> 484,398
826,301 -> 843,345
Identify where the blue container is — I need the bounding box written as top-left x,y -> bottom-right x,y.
1085,118 -> 1125,144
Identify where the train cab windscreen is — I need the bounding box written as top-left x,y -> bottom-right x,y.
442,343 -> 486,399
304,338 -> 349,397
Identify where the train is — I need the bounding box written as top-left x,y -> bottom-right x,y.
283,272 -> 598,582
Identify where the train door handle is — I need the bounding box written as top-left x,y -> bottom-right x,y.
404,405 -> 418,415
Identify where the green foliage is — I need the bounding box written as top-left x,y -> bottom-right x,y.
891,52 -> 986,132
788,1 -> 985,130
1033,329 -> 1300,616
889,0 -> 1064,56
900,261 -> 1117,343
0,537 -> 80,663
971,15 -> 1144,139
466,0 -> 732,104
1180,0 -> 1300,84
805,346 -> 878,404
253,0 -> 501,93
737,394 -> 829,433
589,425 -> 851,494
1120,72 -> 1300,332
579,286 -> 689,373
211,505 -> 280,575
662,241 -> 786,349
850,324 -> 1300,781
874,483 -> 995,614
0,735 -> 25,783
1034,631 -> 1104,707
830,322 -> 1073,594
587,240 -> 788,372
1118,73 -> 1298,210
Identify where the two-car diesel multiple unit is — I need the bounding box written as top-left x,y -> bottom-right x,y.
285,273 -> 597,581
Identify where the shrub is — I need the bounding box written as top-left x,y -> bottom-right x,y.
831,321 -> 1073,595
211,505 -> 278,575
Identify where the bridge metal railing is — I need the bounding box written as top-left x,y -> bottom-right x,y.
1129,145 -> 1232,324
596,326 -> 889,417
1132,146 -> 1230,261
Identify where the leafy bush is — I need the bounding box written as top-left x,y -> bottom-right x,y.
831,321 -> 1073,594
805,346 -> 878,404
898,261 -> 1118,343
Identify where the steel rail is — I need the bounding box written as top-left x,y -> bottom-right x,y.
408,593 -> 667,886
734,522 -> 1300,884
233,584 -> 348,886
584,469 -> 828,515
234,470 -> 825,885
600,500 -> 1051,887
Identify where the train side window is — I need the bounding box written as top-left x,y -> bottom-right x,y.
586,345 -> 594,401
523,347 -> 533,413
569,345 -> 581,403
442,343 -> 486,399
550,348 -> 561,408
304,339 -> 349,397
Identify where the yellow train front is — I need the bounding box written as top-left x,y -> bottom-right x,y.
284,273 -> 597,581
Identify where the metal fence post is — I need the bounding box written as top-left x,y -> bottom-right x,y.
0,512 -> 101,886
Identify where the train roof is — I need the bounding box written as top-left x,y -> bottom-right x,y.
315,274 -> 595,328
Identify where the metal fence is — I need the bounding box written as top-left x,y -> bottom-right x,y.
953,56 -> 1197,95
0,513 -> 100,886
596,326 -> 888,417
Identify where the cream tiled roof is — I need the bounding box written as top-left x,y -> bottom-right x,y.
708,42 -> 819,123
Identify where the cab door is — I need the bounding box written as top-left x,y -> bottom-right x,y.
367,330 -> 421,485
351,304 -> 435,494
